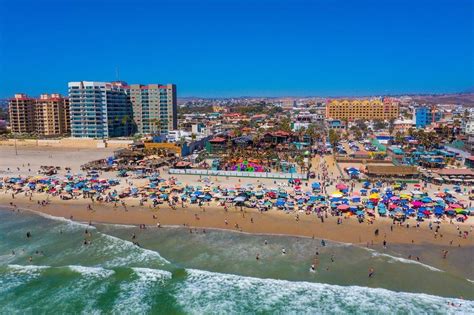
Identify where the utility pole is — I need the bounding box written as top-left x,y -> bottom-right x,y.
14,137 -> 18,155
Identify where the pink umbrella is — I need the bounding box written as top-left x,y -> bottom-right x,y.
390,196 -> 400,200
336,183 -> 348,190
412,201 -> 423,207
337,204 -> 349,211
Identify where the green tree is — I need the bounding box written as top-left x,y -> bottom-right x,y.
373,119 -> 387,131
279,117 -> 292,132
328,129 -> 340,147
394,131 -> 404,145
388,118 -> 396,135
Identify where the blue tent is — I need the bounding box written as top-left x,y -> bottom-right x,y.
312,182 -> 321,189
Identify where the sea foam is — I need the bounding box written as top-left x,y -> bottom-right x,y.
98,232 -> 170,267
366,249 -> 443,272
175,269 -> 474,314
67,265 -> 115,278
112,267 -> 172,314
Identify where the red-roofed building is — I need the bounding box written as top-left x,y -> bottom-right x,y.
223,113 -> 248,123
263,131 -> 293,144
206,136 -> 227,154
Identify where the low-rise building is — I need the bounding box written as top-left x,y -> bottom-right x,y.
413,106 -> 442,128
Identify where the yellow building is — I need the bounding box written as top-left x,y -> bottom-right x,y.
325,99 -> 399,121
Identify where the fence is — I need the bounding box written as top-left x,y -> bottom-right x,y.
168,169 -> 307,180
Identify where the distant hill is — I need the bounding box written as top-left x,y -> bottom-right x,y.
411,93 -> 474,106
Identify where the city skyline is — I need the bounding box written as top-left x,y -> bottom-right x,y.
0,0 -> 473,98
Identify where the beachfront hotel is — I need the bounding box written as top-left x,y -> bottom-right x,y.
8,93 -> 70,136
68,81 -> 135,138
35,94 -> 70,136
8,94 -> 36,134
325,98 -> 399,121
128,84 -> 177,134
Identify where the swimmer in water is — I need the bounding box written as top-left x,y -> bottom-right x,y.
310,264 -> 316,272
281,248 -> 286,255
264,240 -> 268,245
368,267 -> 375,278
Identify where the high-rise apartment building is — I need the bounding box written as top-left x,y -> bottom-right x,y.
325,98 -> 399,121
8,94 -> 36,134
68,81 -> 135,138
129,84 -> 177,134
9,93 -> 70,136
35,94 -> 70,136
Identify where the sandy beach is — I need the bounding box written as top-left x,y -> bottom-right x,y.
1,145 -> 473,249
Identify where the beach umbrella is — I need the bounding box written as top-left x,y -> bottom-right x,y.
337,204 -> 349,211
275,198 -> 285,207
421,197 -> 432,203
331,191 -> 343,198
411,200 -> 423,208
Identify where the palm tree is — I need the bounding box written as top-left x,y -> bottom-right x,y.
388,118 -> 396,135
394,131 -> 404,145
328,129 -> 340,147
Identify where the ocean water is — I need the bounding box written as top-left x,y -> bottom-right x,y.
0,208 -> 473,314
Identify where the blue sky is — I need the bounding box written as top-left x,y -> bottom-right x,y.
0,0 -> 472,98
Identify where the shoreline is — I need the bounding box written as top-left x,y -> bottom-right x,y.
2,194 -> 473,248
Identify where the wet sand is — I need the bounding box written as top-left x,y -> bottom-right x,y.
2,193 -> 472,248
